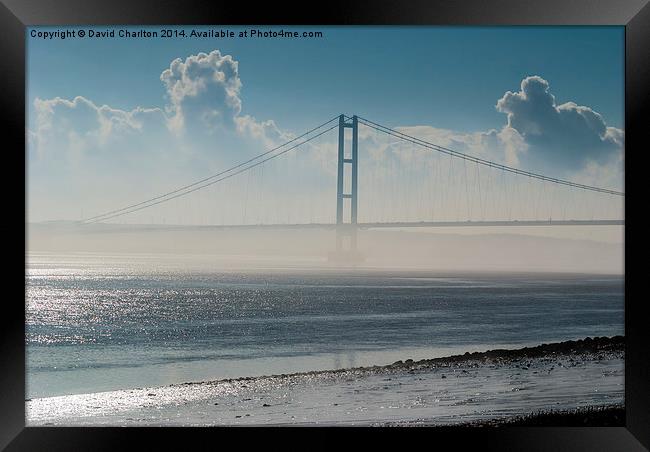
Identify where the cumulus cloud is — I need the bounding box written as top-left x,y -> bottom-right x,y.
362,75 -> 623,189
160,50 -> 243,134
404,125 -> 528,167
496,75 -> 623,170
360,124 -> 527,170
31,49 -> 289,166
158,50 -> 286,149
31,95 -> 167,160
235,115 -> 293,149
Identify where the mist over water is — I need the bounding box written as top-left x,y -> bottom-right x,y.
28,223 -> 623,273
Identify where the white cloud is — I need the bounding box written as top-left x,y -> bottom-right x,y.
392,125 -> 528,167
31,95 -> 167,158
496,75 -> 623,170
31,50 -> 292,165
156,50 -> 286,149
235,115 -> 293,149
569,153 -> 624,192
356,75 -> 623,189
160,50 -> 242,134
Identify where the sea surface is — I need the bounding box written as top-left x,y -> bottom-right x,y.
26,252 -> 624,401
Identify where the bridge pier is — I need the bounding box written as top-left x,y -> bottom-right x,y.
330,114 -> 364,263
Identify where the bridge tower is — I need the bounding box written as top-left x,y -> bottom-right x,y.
331,114 -> 363,262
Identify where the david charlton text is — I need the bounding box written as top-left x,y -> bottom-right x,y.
30,28 -> 324,40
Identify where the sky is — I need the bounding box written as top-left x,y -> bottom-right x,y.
26,26 -> 625,236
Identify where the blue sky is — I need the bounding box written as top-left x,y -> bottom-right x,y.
26,26 -> 625,224
28,26 -> 624,133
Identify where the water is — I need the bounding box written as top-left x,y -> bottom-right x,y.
26,252 -> 624,400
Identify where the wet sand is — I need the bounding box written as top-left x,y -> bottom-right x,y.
27,336 -> 624,426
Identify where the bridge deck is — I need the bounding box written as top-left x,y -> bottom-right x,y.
91,219 -> 623,232
356,220 -> 624,228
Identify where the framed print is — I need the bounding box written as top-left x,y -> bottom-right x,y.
2,0 -> 648,450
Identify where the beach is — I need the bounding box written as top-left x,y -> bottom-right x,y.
27,336 -> 624,426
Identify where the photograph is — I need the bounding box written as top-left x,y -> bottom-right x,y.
1,0 -> 648,447
22,24 -> 630,428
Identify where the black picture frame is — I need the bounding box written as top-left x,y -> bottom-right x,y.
2,0 -> 648,450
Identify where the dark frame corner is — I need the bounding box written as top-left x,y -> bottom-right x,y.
2,0 -> 648,450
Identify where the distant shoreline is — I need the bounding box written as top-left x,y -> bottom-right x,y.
175,335 -> 624,389
387,335 -> 623,368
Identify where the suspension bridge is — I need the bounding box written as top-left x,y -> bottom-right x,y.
79,114 -> 625,261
